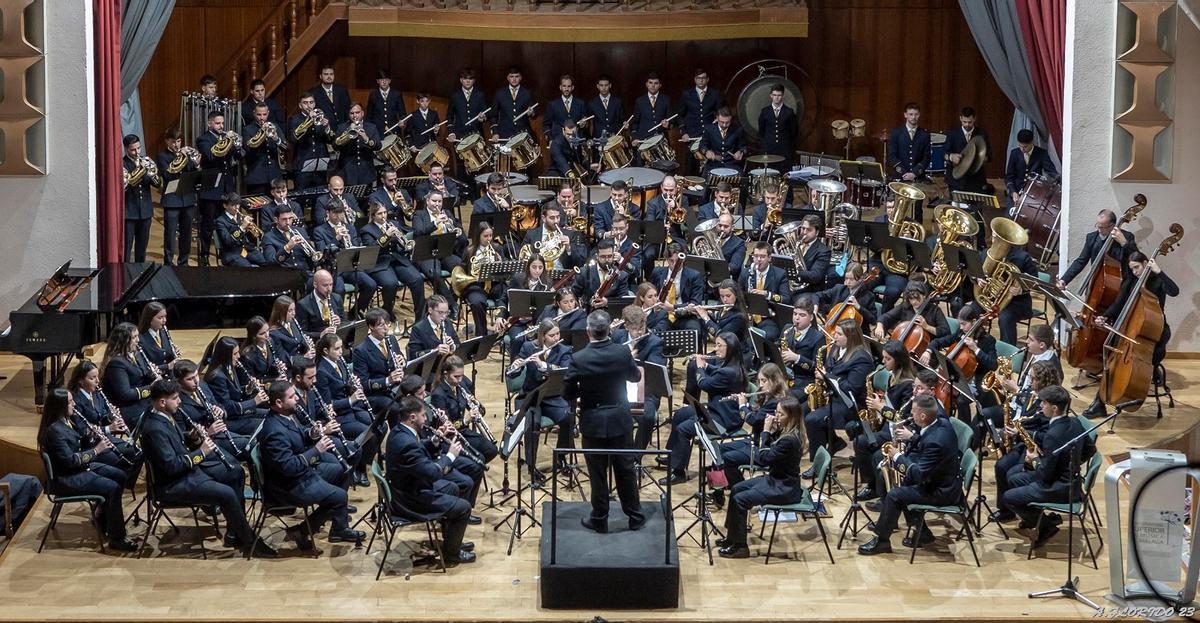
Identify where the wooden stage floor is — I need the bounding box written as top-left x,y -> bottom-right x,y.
0,330 -> 1195,622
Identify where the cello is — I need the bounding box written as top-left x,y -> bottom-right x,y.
1067,195 -> 1147,373
823,266 -> 881,333
889,284 -> 946,358
1099,224 -> 1183,411
942,305 -> 999,380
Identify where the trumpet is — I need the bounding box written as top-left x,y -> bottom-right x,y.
237,207 -> 263,239
212,130 -> 242,157
377,221 -> 415,252
432,210 -> 462,237
335,120 -> 365,146
287,226 -> 324,263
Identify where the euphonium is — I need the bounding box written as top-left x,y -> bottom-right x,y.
827,202 -> 860,266
973,217 -> 1030,311
880,182 -> 927,273
772,220 -> 804,257
928,206 -> 980,292
690,218 -> 724,260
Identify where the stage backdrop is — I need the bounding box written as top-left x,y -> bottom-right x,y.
140,0 -> 1013,179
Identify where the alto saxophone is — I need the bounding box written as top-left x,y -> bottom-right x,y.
805,345 -> 829,411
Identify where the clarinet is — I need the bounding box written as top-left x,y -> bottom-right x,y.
423,422 -> 486,468
429,410 -> 488,468
74,406 -> 134,467
196,385 -> 246,456
266,340 -> 289,380
311,389 -> 352,447
162,325 -> 185,361
294,400 -> 352,473
96,389 -> 135,443
182,415 -> 235,470
137,346 -> 164,382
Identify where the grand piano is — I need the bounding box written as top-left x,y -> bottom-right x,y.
1,261 -> 306,404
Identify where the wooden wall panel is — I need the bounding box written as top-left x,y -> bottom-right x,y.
138,0 -> 1014,178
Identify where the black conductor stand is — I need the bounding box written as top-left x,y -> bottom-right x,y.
672,405 -> 725,566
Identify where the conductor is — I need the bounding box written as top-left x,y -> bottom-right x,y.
564,310 -> 646,533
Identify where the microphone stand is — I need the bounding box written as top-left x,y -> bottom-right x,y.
1027,406 -> 1124,613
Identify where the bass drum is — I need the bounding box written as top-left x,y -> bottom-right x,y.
736,74 -> 804,140
1013,174 -> 1062,267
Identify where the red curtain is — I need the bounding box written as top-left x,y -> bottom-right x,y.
1017,0 -> 1066,155
94,0 -> 123,264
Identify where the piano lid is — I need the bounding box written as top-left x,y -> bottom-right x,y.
18,263 -> 156,314
127,265 -> 306,303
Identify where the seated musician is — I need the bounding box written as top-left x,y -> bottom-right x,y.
640,176 -> 689,275
711,213 -> 747,283
539,289 -> 587,334
814,261 -> 877,331
140,380 -> 272,556
386,396 -> 477,566
750,184 -> 791,235
874,283 -> 950,346
333,103 -> 381,188
204,337 -> 270,436
260,381 -> 365,550
739,242 -> 791,341
68,361 -> 143,479
312,202 -> 378,318
508,319 -> 574,485
781,296 -> 825,397
37,388 -> 137,551
659,332 -> 746,486
258,177 -> 304,230
290,356 -> 360,469
999,385 -> 1095,548
361,200 -> 426,320
607,213 -> 643,277
459,222 -> 508,339
923,302 -> 999,420
415,163 -> 461,211
315,333 -> 378,485
718,396 -> 806,559
698,181 -> 736,222
368,165 -> 415,231
216,193 -> 266,267
688,279 -> 748,359
268,295 -> 314,359
100,322 -> 158,430
850,341 -> 917,502
716,363 -> 791,498
431,356 -> 499,474
499,254 -> 549,357
242,316 -> 290,382
572,238 -> 631,313
867,201 -> 911,311
413,190 -> 467,311
312,175 -> 361,224
1004,129 -> 1057,207
652,241 -> 706,337
407,295 -> 460,361
987,360 -> 1061,523
790,214 -> 831,294
1056,208 -> 1137,291
296,269 -> 344,339
521,199 -> 586,271
473,173 -> 510,217
859,368 -> 948,512
611,305 -> 666,451
262,204 -> 321,276
547,119 -> 596,178
802,319 -> 874,467
137,301 -> 178,377
858,395 -> 961,555
173,359 -> 252,462
699,107 -> 745,176
988,239 -> 1040,346
632,281 -> 670,334
350,308 -> 405,419
593,180 -> 631,240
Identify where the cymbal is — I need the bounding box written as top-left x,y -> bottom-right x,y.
748,154 -> 784,164
952,136 -> 987,179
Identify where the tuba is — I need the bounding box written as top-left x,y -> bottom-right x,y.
772,220 -> 804,257
927,207 -> 980,292
807,178 -> 847,230
973,217 -> 1030,311
879,182 -> 927,274
690,218 -> 724,260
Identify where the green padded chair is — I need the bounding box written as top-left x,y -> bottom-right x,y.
758,446 -> 835,565
367,459 -> 447,580
905,449 -> 980,566
1027,451 -> 1104,569
37,451 -> 109,554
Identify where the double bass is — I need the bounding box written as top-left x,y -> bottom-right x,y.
1067,195 -> 1147,373
1099,224 -> 1183,411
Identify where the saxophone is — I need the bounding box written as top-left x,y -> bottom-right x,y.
805,345 -> 829,411
981,354 -> 1013,453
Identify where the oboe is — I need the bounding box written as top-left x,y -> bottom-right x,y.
294,401 -> 352,473
182,416 -> 235,470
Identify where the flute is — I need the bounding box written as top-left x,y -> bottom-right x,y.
720,390 -> 771,402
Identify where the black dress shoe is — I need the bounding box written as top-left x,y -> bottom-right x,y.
461,541 -> 475,552
328,528 -> 366,543
865,499 -> 883,512
715,536 -> 731,547
857,536 -> 893,555
989,510 -> 1017,523
245,538 -> 278,558
580,517 -> 608,533
1082,397 -> 1107,419
654,456 -> 671,468
1018,517 -> 1039,530
346,505 -> 358,514
446,549 -> 476,566
628,516 -> 646,531
854,487 -> 879,502
108,537 -> 138,553
223,533 -> 242,549
1033,524 -> 1060,548
657,471 -> 688,486
1045,513 -> 1062,526
709,489 -> 726,509
467,514 -> 482,525
801,467 -> 816,479
529,469 -> 548,485
287,526 -> 315,551
718,545 -> 750,559
902,530 -> 935,548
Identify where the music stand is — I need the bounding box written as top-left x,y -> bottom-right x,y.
454,333 -> 499,387
603,296 -> 637,320
164,170 -> 200,197
750,329 -> 785,370
332,247 -> 380,313
507,289 -> 556,324
628,220 -> 667,258
939,245 -> 986,283
683,254 -> 731,286
780,207 -> 823,225
335,319 -> 367,347
673,393 -> 726,566
560,329 -> 591,351
743,292 -> 777,321
1013,273 -> 1084,332
468,212 -> 512,243
412,232 -> 458,287
838,159 -> 885,188
884,237 -> 934,273
495,375 -> 560,555
845,219 -> 880,264
199,170 -> 226,195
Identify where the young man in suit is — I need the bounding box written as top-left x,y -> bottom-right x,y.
242,102 -> 286,195
563,310 -> 646,533
544,74 -> 590,140
407,92 -> 440,149
490,66 -> 537,140
240,79 -> 285,128
698,107 -> 745,175
631,74 -> 672,148
406,295 -> 459,360
943,106 -> 990,193
652,242 -> 706,336
123,134 -> 159,263
350,308 -> 404,423
1056,209 -> 1137,289
588,75 -> 625,140
757,84 -> 798,172
790,214 -> 832,294
1004,128 -> 1057,206
573,239 -> 631,312
333,104 -> 381,187
309,65 -> 352,128
678,69 -> 721,143
196,111 -> 241,266
446,68 -> 487,144
740,242 -> 792,341
288,93 -> 334,192
887,102 -> 931,183
156,127 -> 199,266
366,69 -> 406,137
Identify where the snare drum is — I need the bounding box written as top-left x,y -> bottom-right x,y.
637,134 -> 675,165
847,178 -> 884,208
687,137 -> 704,162
601,135 -> 632,170
378,135 -> 413,169
929,132 -> 947,172
455,133 -> 491,173
707,167 -> 740,188
748,167 -> 781,204
504,131 -> 541,170
416,141 -> 450,173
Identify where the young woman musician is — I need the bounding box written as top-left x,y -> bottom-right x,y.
802,318 -> 874,466
1097,250 -> 1179,370
137,301 -> 178,373
850,340 -> 915,501
460,222 -> 508,338
314,333 -> 378,483
38,388 -> 138,551
691,279 -> 747,348
68,361 -> 143,480
660,332 -> 746,485
100,322 -> 158,430
717,363 -> 791,494
267,295 -> 312,358
717,396 -> 807,559
508,319 -> 574,484
431,355 -> 499,469
203,336 -> 269,436
500,253 -> 548,357
538,289 -> 586,333
634,282 -> 670,334
240,316 -> 288,382
814,261 -> 877,331
874,282 -> 950,344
